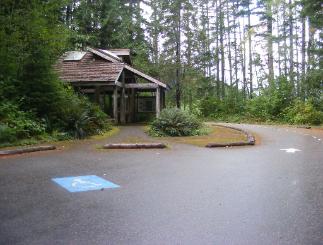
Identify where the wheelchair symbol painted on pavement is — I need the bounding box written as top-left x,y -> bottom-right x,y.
71,178 -> 102,188
52,175 -> 120,192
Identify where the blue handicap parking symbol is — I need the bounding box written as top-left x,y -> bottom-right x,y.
52,175 -> 120,192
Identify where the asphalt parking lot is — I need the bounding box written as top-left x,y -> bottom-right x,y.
0,125 -> 322,245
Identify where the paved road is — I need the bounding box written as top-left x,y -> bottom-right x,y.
0,125 -> 322,245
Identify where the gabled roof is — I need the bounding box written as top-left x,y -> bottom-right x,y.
54,48 -> 167,88
54,51 -> 124,82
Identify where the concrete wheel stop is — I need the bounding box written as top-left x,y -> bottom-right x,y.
0,145 -> 56,156
103,143 -> 167,149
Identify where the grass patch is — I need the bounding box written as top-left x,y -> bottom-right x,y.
158,125 -> 248,147
0,134 -> 66,149
0,127 -> 119,150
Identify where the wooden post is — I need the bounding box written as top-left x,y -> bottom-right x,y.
113,86 -> 118,123
120,72 -> 126,124
130,88 -> 135,122
156,86 -> 161,118
94,86 -> 101,105
160,89 -> 165,109
108,94 -> 113,117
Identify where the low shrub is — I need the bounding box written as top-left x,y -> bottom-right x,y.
199,97 -> 223,118
0,124 -> 17,143
150,108 -> 203,136
283,100 -> 323,125
53,89 -> 111,139
0,91 -> 111,145
0,102 -> 46,143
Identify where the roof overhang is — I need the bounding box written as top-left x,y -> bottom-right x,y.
124,65 -> 168,89
88,47 -> 121,63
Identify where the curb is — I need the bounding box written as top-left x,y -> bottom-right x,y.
205,124 -> 255,148
103,143 -> 167,149
0,145 -> 56,156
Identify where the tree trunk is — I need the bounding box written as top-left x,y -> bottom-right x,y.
301,16 -> 306,77
219,0 -> 225,98
151,1 -> 159,64
233,0 -> 239,89
226,0 -> 233,87
289,0 -> 294,87
215,0 -> 220,98
239,18 -> 247,97
247,1 -> 253,97
277,8 -> 282,77
307,19 -> 315,71
206,1 -> 211,77
295,24 -> 300,95
283,2 -> 288,76
267,1 -> 274,82
175,1 -> 182,108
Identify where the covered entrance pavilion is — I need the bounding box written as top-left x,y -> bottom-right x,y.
54,48 -> 168,123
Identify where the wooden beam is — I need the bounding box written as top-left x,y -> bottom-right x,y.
79,87 -> 114,94
125,83 -> 158,89
115,81 -> 123,87
114,68 -> 124,86
71,81 -> 116,86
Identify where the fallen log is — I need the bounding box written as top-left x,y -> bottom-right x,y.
103,143 -> 166,149
0,145 -> 56,156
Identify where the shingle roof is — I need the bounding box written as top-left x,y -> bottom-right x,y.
54,51 -> 124,82
54,48 -> 168,89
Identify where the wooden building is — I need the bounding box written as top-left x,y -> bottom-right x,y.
54,48 -> 168,124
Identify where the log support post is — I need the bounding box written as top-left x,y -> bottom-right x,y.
160,89 -> 165,109
95,86 -> 101,105
120,72 -> 126,124
156,86 -> 161,118
163,89 -> 166,109
130,88 -> 135,122
113,86 -> 118,123
108,94 -> 113,117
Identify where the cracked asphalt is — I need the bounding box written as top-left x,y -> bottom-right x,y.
0,124 -> 322,245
